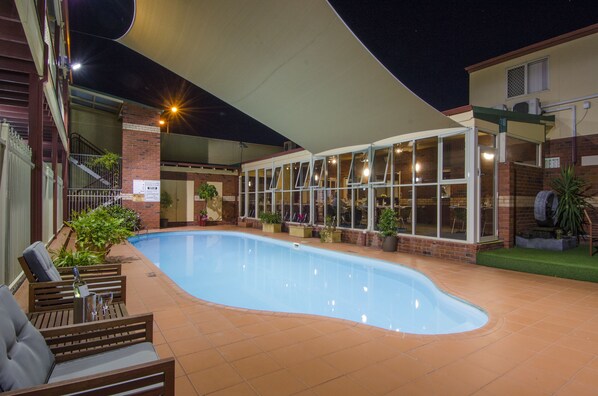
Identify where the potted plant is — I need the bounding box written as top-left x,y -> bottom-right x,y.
289,213 -> 313,238
160,190 -> 173,228
259,211 -> 282,233
551,165 -> 591,241
197,182 -> 219,223
198,209 -> 208,226
320,215 -> 341,243
378,208 -> 398,252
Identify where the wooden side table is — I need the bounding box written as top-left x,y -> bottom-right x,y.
28,302 -> 129,329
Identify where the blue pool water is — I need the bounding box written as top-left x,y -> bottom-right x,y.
129,231 -> 487,334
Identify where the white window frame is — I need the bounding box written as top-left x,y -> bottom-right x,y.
506,57 -> 549,99
370,147 -> 391,185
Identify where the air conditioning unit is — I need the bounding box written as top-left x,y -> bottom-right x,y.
283,141 -> 297,151
512,98 -> 541,115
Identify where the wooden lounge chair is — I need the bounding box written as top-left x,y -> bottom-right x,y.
18,241 -> 126,313
584,209 -> 598,256
0,285 -> 174,395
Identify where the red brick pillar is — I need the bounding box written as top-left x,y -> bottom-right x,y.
498,162 -> 515,247
121,103 -> 161,229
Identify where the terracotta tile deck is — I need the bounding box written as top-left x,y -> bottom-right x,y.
16,226 -> 598,395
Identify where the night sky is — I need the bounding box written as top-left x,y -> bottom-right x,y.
68,0 -> 598,146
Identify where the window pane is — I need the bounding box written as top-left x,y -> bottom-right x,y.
295,162 -> 310,188
300,190 -> 310,221
350,151 -> 368,184
282,164 -> 292,190
326,156 -> 337,188
248,170 -> 256,217
415,185 -> 437,237
314,189 -> 325,225
326,189 -> 338,222
282,191 -> 291,221
372,147 -> 390,183
527,58 -> 548,93
240,174 -> 246,217
339,153 -> 351,188
291,190 -> 300,221
506,136 -> 538,165
274,190 -> 283,217
441,184 -> 467,240
311,159 -> 324,187
393,142 -> 413,184
270,167 -> 281,189
396,186 -> 412,234
507,65 -> 525,98
354,187 -> 367,229
265,168 -> 273,191
442,134 -> 465,180
339,188 -> 351,227
374,187 -> 391,231
415,137 -> 438,183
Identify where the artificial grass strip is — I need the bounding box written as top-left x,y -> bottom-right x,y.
477,245 -> 598,283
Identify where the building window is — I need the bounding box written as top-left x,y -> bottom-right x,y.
507,58 -> 548,98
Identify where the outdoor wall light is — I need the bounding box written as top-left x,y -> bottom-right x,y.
71,62 -> 82,71
482,152 -> 495,161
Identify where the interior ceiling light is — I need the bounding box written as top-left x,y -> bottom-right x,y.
363,167 -> 370,177
483,152 -> 495,160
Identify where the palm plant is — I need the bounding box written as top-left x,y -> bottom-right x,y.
550,165 -> 590,237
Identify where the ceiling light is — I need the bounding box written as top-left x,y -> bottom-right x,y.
71,62 -> 81,71
363,167 -> 370,177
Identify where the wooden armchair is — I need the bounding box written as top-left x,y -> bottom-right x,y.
0,285 -> 174,395
584,209 -> 598,256
18,241 -> 126,313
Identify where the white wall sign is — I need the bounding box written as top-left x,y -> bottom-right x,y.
132,179 -> 161,202
144,180 -> 160,202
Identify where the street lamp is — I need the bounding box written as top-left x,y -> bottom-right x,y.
159,106 -> 180,134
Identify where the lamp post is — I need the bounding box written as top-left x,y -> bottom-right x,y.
159,106 -> 179,134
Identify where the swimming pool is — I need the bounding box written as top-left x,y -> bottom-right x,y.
129,231 -> 487,334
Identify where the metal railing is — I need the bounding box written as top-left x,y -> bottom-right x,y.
69,153 -> 122,190
67,189 -> 122,220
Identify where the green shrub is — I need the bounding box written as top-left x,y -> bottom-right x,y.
551,165 -> 591,237
259,211 -> 282,224
377,208 -> 398,237
51,247 -> 102,267
68,207 -> 133,256
106,205 -> 141,232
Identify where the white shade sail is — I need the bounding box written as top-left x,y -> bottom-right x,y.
118,0 -> 459,154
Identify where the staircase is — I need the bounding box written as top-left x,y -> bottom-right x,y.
67,134 -> 122,218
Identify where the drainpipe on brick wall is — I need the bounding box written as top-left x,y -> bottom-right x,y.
542,105 -> 577,165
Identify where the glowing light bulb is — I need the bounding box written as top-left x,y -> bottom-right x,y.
170,106 -> 178,113
71,62 -> 81,71
363,167 -> 370,177
483,152 -> 495,160
414,163 -> 421,172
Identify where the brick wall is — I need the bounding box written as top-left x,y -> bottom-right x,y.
497,162 -> 543,247
161,171 -> 239,224
543,135 -> 598,198
121,103 -> 161,229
